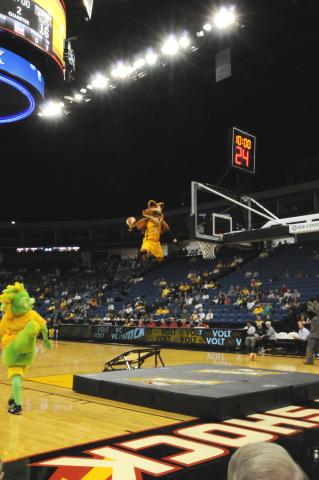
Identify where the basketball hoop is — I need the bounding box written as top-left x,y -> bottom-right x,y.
198,241 -> 218,260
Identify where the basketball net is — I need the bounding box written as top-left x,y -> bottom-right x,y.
198,241 -> 218,260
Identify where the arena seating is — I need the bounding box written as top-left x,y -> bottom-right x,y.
0,242 -> 317,334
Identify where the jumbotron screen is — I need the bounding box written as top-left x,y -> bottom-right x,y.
0,0 -> 66,68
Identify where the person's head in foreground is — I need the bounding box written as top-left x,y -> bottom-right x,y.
227,442 -> 308,480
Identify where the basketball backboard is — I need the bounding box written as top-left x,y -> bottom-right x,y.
190,182 -> 233,242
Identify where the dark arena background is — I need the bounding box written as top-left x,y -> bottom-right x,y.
2,1 -> 319,479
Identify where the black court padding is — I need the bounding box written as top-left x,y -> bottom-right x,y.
73,363 -> 319,419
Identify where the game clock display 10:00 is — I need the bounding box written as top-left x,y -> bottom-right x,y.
231,127 -> 256,174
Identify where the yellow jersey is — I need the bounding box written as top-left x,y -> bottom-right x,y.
0,310 -> 46,348
144,219 -> 161,242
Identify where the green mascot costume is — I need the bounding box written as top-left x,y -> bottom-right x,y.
0,282 -> 51,415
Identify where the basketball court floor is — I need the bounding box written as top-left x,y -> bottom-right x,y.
1,341 -> 319,478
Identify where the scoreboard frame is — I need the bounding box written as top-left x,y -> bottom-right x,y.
0,0 -> 66,69
231,127 -> 256,175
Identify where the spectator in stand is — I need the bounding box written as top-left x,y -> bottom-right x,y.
205,309 -> 214,322
227,442 -> 308,480
169,317 -> 178,328
148,318 -> 157,328
155,306 -> 169,315
253,303 -> 263,316
180,319 -> 190,328
125,304 -> 133,315
108,302 -> 115,312
247,298 -> 256,310
245,270 -> 252,278
185,297 -> 194,305
261,303 -> 272,319
162,286 -> 170,298
228,286 -> 236,296
202,291 -> 209,300
267,289 -> 275,300
292,289 -> 301,301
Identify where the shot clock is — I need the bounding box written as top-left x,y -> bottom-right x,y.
231,127 -> 256,174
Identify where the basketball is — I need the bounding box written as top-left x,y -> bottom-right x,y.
126,217 -> 136,228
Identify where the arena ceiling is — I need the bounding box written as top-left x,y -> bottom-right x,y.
2,0 -> 319,222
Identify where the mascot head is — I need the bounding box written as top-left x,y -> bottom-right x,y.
143,200 -> 164,224
0,282 -> 35,316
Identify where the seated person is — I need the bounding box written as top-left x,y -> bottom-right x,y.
257,320 -> 276,354
295,319 -> 310,355
168,317 -> 178,328
148,318 -> 157,328
227,442 -> 307,480
244,321 -> 257,360
253,303 -> 264,316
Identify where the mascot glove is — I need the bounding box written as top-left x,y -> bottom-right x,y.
43,339 -> 52,350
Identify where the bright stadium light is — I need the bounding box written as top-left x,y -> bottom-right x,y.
145,50 -> 158,66
179,34 -> 191,49
80,88 -> 87,93
213,6 -> 236,29
39,101 -> 64,118
133,58 -> 146,69
161,35 -> 179,55
74,93 -> 83,101
203,23 -> 212,31
91,74 -> 109,89
111,62 -> 134,79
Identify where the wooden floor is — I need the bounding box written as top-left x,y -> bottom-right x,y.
0,341 -> 318,462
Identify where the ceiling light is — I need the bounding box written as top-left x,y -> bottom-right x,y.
39,101 -> 64,118
91,74 -> 109,89
133,58 -> 146,69
145,50 -> 158,65
111,63 -> 134,79
213,6 -> 236,29
161,36 -> 179,55
179,34 -> 191,48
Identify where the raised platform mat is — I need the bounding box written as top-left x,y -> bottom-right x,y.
73,363 -> 319,419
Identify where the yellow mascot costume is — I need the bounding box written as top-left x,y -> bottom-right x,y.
126,200 -> 175,261
0,282 -> 51,415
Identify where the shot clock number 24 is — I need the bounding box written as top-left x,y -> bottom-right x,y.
231,127 -> 256,174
